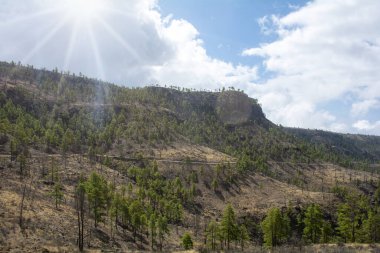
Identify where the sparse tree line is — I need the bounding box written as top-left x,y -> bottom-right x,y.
68,163 -> 380,251
203,204 -> 250,251
5,129 -> 380,252
199,184 -> 380,251
70,161 -> 198,251
259,184 -> 380,249
72,169 -> 251,252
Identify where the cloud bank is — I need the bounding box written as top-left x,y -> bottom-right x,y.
243,0 -> 380,134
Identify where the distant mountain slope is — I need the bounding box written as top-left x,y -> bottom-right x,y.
285,127 -> 380,161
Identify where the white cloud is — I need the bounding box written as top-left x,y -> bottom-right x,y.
351,99 -> 380,116
0,0 -> 257,89
243,0 -> 380,134
153,18 -> 258,89
257,15 -> 279,36
353,120 -> 380,131
330,123 -> 347,133
288,4 -> 300,10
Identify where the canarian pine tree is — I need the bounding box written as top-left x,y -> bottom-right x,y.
85,172 -> 109,228
220,204 -> 238,250
303,204 -> 323,243
261,207 -> 290,248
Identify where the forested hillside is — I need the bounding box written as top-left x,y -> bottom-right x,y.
285,127 -> 380,161
1,61 -> 380,252
1,61 -> 377,167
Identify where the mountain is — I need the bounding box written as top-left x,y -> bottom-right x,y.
285,127 -> 380,161
0,61 -> 380,252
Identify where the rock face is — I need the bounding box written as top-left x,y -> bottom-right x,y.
146,87 -> 269,126
216,91 -> 267,125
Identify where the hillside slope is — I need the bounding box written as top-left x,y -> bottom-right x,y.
1,61 -> 380,252
1,61 -> 378,166
285,127 -> 380,161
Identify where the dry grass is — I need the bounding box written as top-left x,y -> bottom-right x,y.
153,143 -> 235,162
1,149 -> 379,252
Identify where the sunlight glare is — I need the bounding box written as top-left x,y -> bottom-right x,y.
63,0 -> 106,22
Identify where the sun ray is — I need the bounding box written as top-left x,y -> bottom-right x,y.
53,19 -> 81,100
88,22 -> 109,104
88,22 -> 105,81
22,17 -> 68,63
63,20 -> 80,70
0,7 -> 61,27
95,17 -> 140,62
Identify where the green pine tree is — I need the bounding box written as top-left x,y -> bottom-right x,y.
156,215 -> 169,251
206,220 -> 218,250
362,210 -> 380,243
321,221 -> 333,243
181,232 -> 193,250
239,224 -> 250,251
149,213 -> 157,250
261,207 -> 290,248
220,204 -> 238,250
50,182 -> 64,209
337,203 -> 357,242
85,172 -> 108,227
303,204 -> 323,243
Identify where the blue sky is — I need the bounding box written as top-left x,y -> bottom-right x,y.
159,0 -> 307,69
0,0 -> 379,135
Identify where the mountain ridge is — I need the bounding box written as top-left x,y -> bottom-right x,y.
1,60 -> 379,164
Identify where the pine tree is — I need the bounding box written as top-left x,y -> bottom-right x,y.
174,203 -> 183,224
49,161 -> 63,209
120,198 -> 130,230
50,182 -> 64,209
321,221 -> 333,243
139,214 -> 147,247
85,172 -> 108,227
17,153 -> 26,177
217,223 -> 225,250
374,183 -> 380,206
129,200 -> 143,242
220,204 -> 238,250
110,191 -> 123,233
337,203 -> 356,242
10,139 -> 18,162
181,232 -> 193,250
156,215 -> 169,251
303,204 -> 323,243
149,214 -> 157,250
362,210 -> 380,243
206,220 -> 218,250
261,207 -> 290,248
75,178 -> 86,252
61,128 -> 74,169
211,179 -> 218,192
239,224 -> 250,251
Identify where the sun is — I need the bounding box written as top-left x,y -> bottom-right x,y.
62,0 -> 107,23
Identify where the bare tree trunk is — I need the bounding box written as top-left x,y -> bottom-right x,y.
75,182 -> 85,251
77,203 -> 82,250
19,183 -> 27,229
